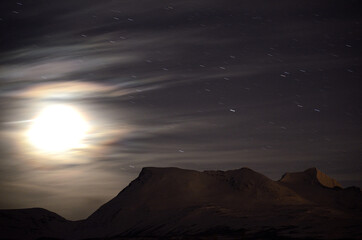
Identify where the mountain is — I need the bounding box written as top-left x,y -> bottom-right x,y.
0,208 -> 77,240
279,168 -> 362,211
0,167 -> 361,240
280,167 -> 342,188
80,167 -> 308,238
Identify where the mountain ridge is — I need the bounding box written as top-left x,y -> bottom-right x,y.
0,167 -> 361,240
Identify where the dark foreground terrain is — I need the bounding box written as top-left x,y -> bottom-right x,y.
0,167 -> 361,240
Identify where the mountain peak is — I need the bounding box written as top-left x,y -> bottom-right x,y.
304,166 -> 318,172
280,167 -> 342,188
303,167 -> 321,175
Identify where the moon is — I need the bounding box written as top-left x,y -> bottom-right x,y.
27,105 -> 89,152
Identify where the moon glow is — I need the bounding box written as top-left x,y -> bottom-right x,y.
27,105 -> 89,152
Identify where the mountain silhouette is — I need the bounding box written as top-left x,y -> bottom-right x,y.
0,167 -> 361,240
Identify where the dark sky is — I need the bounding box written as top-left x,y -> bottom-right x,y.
0,0 -> 361,220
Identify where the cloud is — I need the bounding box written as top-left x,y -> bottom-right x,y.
3,81 -> 117,99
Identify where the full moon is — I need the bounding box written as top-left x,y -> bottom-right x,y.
27,105 -> 89,152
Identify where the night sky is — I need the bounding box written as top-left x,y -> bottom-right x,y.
0,0 -> 361,220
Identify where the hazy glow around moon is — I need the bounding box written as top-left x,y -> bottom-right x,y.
27,105 -> 89,152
